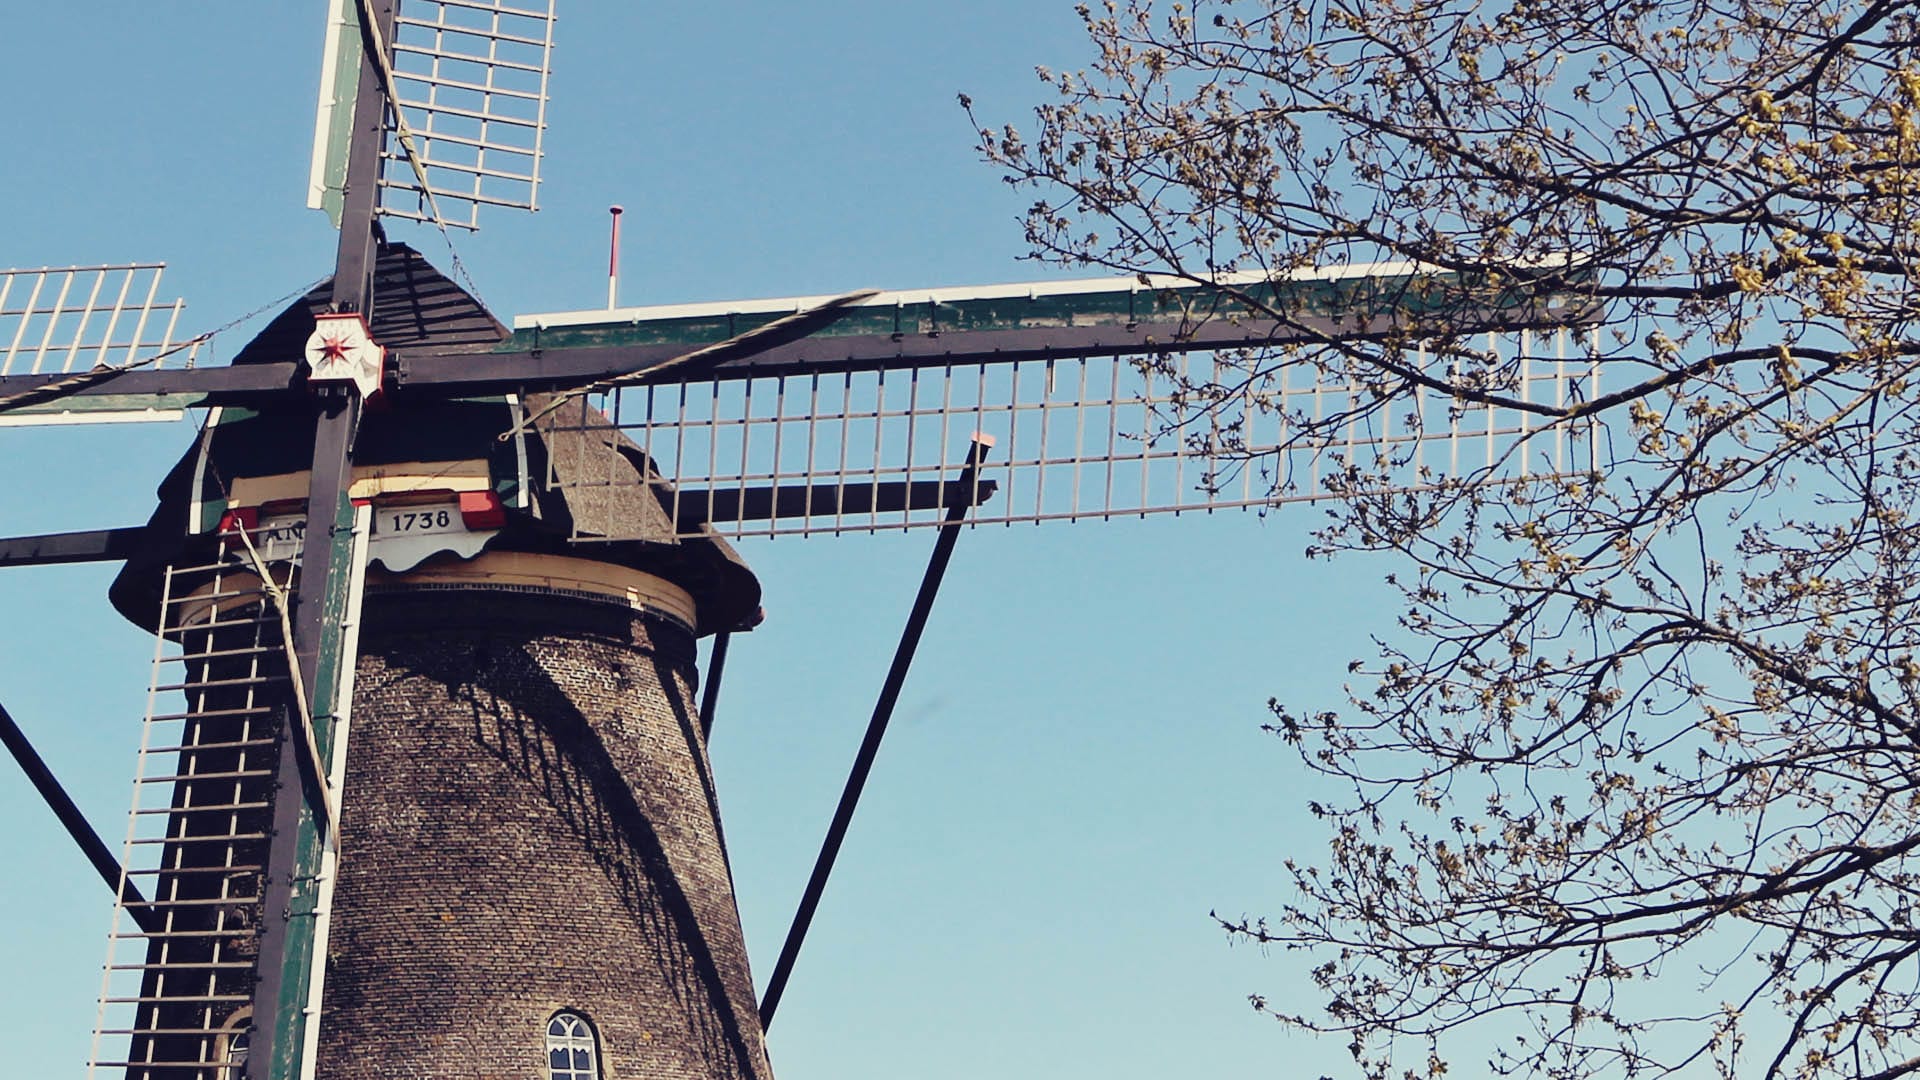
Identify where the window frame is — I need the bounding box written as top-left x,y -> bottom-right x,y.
545,1010 -> 602,1080
216,1008 -> 251,1080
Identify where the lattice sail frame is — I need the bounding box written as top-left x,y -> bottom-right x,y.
0,264 -> 200,379
378,0 -> 557,229
0,264 -> 200,425
550,328 -> 1600,541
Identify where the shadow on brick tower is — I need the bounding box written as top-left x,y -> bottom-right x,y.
107,244 -> 773,1080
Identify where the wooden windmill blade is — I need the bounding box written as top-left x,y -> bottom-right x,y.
0,263 -> 1604,558
310,0 -> 557,232
501,264 -> 1603,540
0,264 -> 201,426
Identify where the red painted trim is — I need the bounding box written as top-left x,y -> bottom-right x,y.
217,506 -> 260,534
458,490 -> 506,530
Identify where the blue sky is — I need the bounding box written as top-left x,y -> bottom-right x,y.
0,5 -> 1394,1077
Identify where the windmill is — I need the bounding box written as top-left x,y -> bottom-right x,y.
0,4 -> 1604,1079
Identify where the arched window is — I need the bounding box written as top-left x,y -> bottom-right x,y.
224,1030 -> 250,1079
217,1010 -> 250,1080
546,1011 -> 601,1080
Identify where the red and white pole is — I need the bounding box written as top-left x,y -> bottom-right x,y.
606,204 -> 624,310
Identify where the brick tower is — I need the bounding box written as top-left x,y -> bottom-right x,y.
106,246 -> 772,1080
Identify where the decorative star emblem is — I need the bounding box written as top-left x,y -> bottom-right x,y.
317,334 -> 354,365
304,313 -> 383,397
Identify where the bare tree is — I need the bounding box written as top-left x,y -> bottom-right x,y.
976,2 -> 1920,1077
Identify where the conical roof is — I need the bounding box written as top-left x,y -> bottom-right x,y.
232,242 -> 508,364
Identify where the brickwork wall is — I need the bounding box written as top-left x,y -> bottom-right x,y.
314,586 -> 772,1080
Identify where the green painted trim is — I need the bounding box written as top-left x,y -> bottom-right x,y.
500,268 -> 1577,354
0,393 -> 202,417
265,491 -> 360,1080
196,497 -> 230,535
492,466 -> 525,510
312,0 -> 364,228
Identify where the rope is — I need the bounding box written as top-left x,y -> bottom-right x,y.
500,288 -> 882,441
230,520 -> 337,833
